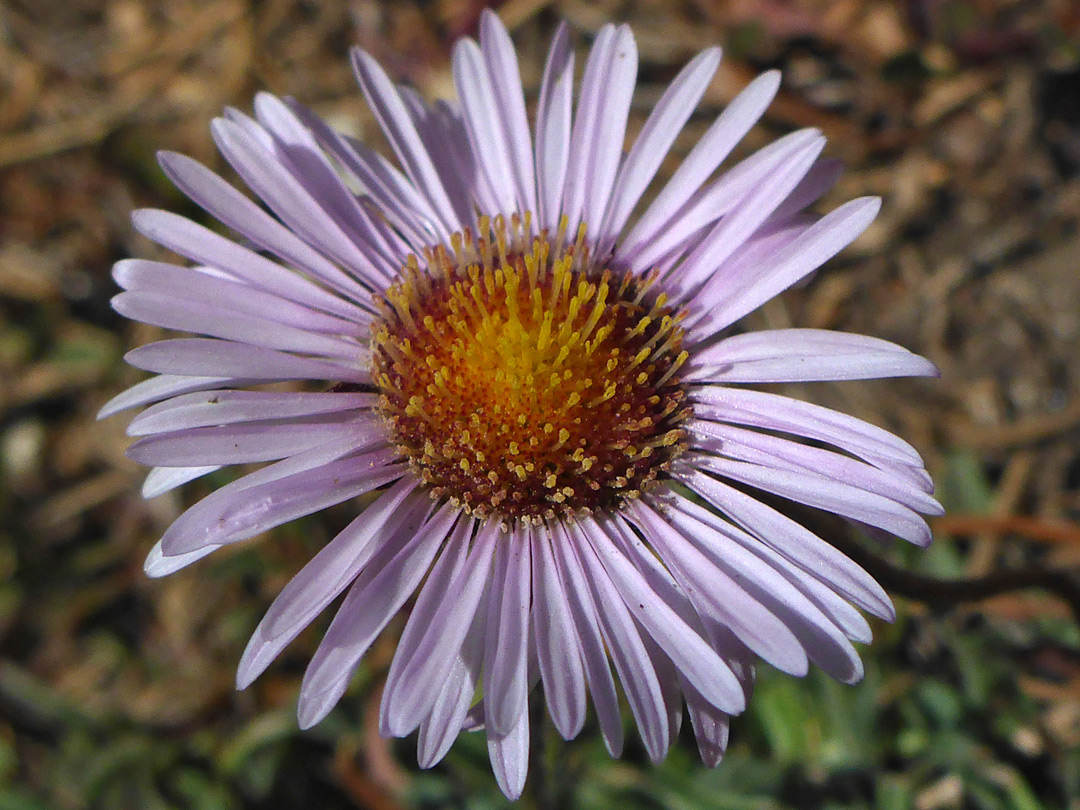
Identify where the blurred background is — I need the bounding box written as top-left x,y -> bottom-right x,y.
2,0 -> 1080,807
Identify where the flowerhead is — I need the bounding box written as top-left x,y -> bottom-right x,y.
103,11 -> 941,799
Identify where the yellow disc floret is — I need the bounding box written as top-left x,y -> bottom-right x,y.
372,214 -> 689,525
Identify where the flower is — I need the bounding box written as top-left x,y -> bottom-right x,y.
102,11 -> 941,799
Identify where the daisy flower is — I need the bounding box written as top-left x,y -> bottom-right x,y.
102,11 -> 941,799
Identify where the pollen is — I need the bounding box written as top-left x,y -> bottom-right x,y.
372,214 -> 690,524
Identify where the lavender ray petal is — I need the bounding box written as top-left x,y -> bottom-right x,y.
144,538 -> 218,578
125,339 -> 369,384
350,48 -> 462,234
452,38 -> 518,217
694,455 -> 932,547
417,584 -> 487,768
160,450 -> 402,556
616,70 -> 780,260
98,375 -> 242,419
234,479 -> 421,688
685,197 -> 882,335
598,46 -> 721,255
380,521 -> 496,737
114,258 -> 358,336
534,22 -> 574,232
479,10 -> 538,216
580,517 -> 745,713
141,465 -> 220,498
683,469 -> 894,619
623,126 -> 819,276
530,525 -> 587,739
690,385 -> 925,468
631,499 -> 810,675
548,521 -> 624,757
566,521 -> 669,764
482,525 -> 532,736
156,151 -> 374,305
296,500 -> 457,728
210,117 -> 392,289
582,26 -> 637,245
127,415 -> 379,466
687,328 -> 939,383
287,102 -> 441,246
666,496 -> 865,682
559,24 -> 616,235
667,133 -> 825,298
130,210 -> 370,323
487,704 -> 530,801
691,421 -> 942,516
128,390 -> 376,436
112,290 -> 361,360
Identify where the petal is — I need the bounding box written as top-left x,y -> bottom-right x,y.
128,390 -> 376,436
482,527 -> 532,736
598,46 -> 722,253
616,70 -> 780,260
548,521 -> 624,757
580,517 -> 745,713
350,48 -> 462,235
125,339 -> 369,384
156,151 -> 373,304
534,23 -> 574,232
296,502 -> 458,728
380,521 -> 496,737
235,478 -> 420,688
530,526 -> 587,739
684,469 -> 894,620
687,328 -> 939,382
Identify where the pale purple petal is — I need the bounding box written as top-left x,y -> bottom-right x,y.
530,525 -> 586,739
296,501 -> 457,728
160,449 -> 401,555
693,454 -> 933,546
691,421 -> 942,516
479,10 -> 537,216
685,197 -> 883,334
631,499 -> 809,675
616,70 -> 780,260
559,24 -> 615,234
487,705 -> 529,801
683,469 -> 894,620
690,384 -> 925,468
141,465 -> 220,498
98,375 -> 241,419
598,46 -> 721,254
667,133 -> 825,297
126,415 -> 380,467
380,521 -> 496,737
482,527 -> 532,736
125,339 -> 369,384
417,584 -> 487,768
623,127 -> 821,277
687,328 -> 940,382
580,517 -> 745,713
549,521 -> 624,757
128,390 -> 375,436
566,521 -> 669,763
144,539 -> 217,578
350,48 -> 462,235
534,22 -> 574,231
235,478 -> 420,688
130,209 -> 370,322
156,152 -> 374,304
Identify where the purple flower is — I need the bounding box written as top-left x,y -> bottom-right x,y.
102,12 -> 940,798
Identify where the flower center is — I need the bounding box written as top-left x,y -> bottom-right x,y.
372,215 -> 690,525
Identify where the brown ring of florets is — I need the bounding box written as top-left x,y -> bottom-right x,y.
371,214 -> 690,526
